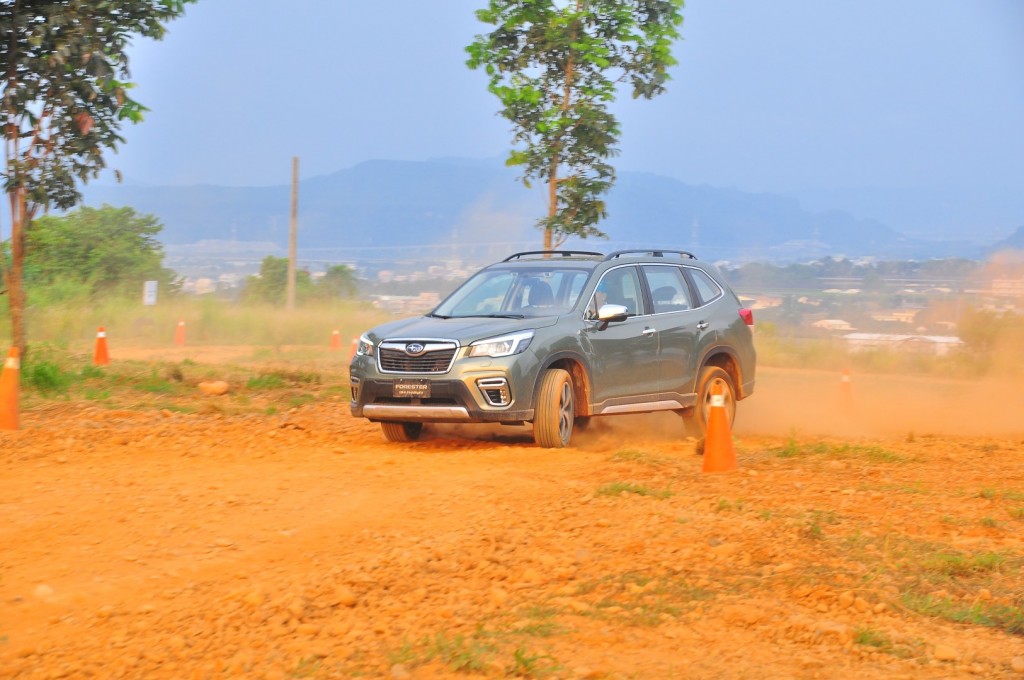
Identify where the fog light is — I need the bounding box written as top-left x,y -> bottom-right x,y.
477,377 -> 511,407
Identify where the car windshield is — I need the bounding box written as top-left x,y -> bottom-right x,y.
432,267 -> 591,319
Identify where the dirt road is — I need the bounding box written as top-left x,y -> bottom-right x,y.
2,363 -> 1023,679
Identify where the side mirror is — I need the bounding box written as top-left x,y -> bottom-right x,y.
595,303 -> 629,330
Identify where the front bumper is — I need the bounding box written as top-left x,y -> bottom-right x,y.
350,378 -> 534,423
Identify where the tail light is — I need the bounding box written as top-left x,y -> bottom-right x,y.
738,308 -> 754,326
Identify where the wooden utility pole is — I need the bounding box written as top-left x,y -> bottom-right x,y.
287,156 -> 298,311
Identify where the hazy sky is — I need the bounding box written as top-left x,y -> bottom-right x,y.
102,1 -> 1023,209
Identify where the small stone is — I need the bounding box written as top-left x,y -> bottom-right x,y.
296,623 -> 320,636
596,518 -> 611,527
721,604 -> 762,626
933,645 -> 959,662
34,584 -> 55,600
198,380 -> 230,396
853,597 -> 870,612
773,563 -> 794,574
978,588 -> 992,601
490,587 -> 509,606
873,602 -> 888,614
521,567 -> 541,583
1011,656 -> 1024,674
335,586 -> 358,607
838,591 -> 855,609
390,664 -> 412,680
710,543 -> 740,558
243,591 -> 265,607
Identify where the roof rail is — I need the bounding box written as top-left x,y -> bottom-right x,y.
503,250 -> 604,262
603,249 -> 696,261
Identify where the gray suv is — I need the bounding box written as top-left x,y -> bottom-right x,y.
350,249 -> 756,447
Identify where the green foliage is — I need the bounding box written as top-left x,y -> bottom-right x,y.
0,2 -> 192,210
240,256 -> 357,306
23,360 -> 74,395
25,205 -> 178,298
0,0 -> 193,348
467,0 -> 683,247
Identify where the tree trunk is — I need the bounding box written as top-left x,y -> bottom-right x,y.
545,153 -> 558,251
7,188 -> 27,356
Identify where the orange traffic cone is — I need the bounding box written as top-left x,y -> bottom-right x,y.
348,337 -> 358,363
702,382 -> 737,473
330,330 -> 341,351
93,326 -> 110,366
174,319 -> 186,347
839,368 -> 854,415
0,347 -> 19,430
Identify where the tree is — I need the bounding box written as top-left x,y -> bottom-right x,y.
467,0 -> 683,250
0,1 -> 192,353
241,258 -> 358,305
25,204 -> 177,297
317,264 -> 358,300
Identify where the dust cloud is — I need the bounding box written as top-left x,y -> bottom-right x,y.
432,366 -> 1023,447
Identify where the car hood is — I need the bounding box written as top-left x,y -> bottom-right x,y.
367,315 -> 560,344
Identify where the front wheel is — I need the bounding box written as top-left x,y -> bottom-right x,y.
533,368 -> 574,448
380,421 -> 423,443
682,366 -> 736,440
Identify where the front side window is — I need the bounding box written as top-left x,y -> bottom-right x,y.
587,266 -> 644,319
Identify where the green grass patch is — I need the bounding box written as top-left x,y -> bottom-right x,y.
979,488 -> 1024,502
424,631 -> 495,673
246,373 -> 287,390
900,592 -> 1024,635
596,482 -> 672,500
609,449 -> 672,467
581,572 -> 713,627
774,437 -> 909,463
853,626 -> 892,649
510,646 -> 559,678
920,551 -> 1006,577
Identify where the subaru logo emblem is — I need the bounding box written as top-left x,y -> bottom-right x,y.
405,342 -> 426,356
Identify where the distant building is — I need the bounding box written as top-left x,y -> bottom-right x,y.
870,309 -> 919,324
991,279 -> 1024,299
843,333 -> 963,356
812,319 -> 854,331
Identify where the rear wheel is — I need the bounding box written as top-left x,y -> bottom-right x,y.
534,368 -> 574,448
682,366 -> 736,440
381,421 -> 423,443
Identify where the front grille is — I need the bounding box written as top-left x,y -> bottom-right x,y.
378,340 -> 458,374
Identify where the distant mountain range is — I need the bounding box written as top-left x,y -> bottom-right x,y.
991,225 -> 1024,253
81,158 -> 999,263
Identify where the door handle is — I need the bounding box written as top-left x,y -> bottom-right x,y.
642,327 -> 656,336
697,321 -> 709,330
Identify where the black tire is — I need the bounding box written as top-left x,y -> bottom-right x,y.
682,366 -> 736,440
380,421 -> 423,443
533,368 -> 575,448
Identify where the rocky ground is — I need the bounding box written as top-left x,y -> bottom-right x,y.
1,360 -> 1023,679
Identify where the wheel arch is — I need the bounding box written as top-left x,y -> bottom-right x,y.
697,346 -> 746,399
537,351 -> 594,417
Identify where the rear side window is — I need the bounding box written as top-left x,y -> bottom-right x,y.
642,265 -> 693,313
688,268 -> 723,306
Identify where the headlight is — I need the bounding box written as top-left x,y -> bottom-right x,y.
468,330 -> 534,358
356,334 -> 375,357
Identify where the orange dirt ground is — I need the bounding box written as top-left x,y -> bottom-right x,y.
2,356 -> 1023,679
